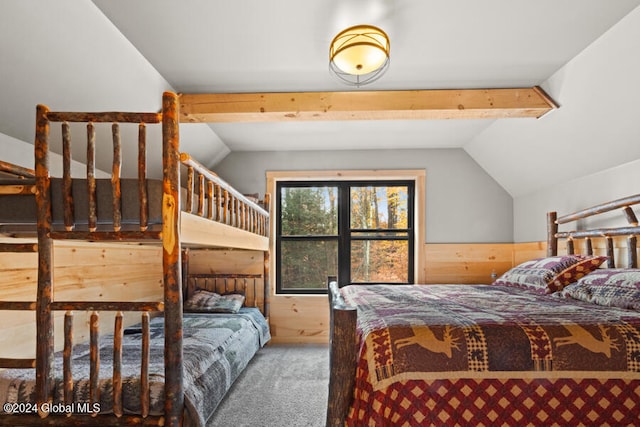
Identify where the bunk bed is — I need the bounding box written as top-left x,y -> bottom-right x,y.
327,194 -> 640,426
0,92 -> 271,426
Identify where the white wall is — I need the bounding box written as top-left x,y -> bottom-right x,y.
515,159 -> 640,242
508,7 -> 640,241
465,6 -> 640,198
0,1 -> 228,179
0,132 -> 98,177
214,148 -> 513,243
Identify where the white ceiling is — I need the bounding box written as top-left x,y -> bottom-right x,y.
1,1 -> 640,196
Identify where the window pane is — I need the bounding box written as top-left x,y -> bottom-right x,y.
350,186 -> 409,229
280,240 -> 338,290
280,186 -> 338,236
351,240 -> 408,282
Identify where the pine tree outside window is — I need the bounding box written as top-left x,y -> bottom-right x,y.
276,180 -> 415,294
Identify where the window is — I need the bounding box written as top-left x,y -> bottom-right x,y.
276,180 -> 414,294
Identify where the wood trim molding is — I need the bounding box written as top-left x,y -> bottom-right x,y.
179,87 -> 557,123
266,169 -> 427,287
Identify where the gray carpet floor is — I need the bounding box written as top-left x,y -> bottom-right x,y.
206,343 -> 329,427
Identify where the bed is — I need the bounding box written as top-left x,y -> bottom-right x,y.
327,194 -> 640,426
0,275 -> 270,427
0,92 -> 271,426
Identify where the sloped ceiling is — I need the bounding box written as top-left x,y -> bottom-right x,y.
1,1 -> 640,195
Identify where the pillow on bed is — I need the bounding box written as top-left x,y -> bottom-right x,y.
184,289 -> 245,313
492,255 -> 607,294
560,269 -> 640,311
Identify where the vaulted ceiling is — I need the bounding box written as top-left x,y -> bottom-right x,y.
1,1 -> 640,196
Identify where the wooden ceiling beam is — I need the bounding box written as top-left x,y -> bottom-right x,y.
179,86 -> 557,123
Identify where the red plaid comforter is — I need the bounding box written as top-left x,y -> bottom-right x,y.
340,284 -> 640,426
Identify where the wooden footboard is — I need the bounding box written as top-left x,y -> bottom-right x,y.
326,277 -> 358,427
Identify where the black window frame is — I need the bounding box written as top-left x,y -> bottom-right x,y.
276,179 -> 415,294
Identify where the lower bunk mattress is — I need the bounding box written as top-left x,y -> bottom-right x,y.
340,284 -> 640,426
0,308 -> 270,426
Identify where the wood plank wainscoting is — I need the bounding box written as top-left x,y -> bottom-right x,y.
271,238 -> 640,344
0,238 -> 164,358
4,239 -> 630,349
270,241 -> 549,344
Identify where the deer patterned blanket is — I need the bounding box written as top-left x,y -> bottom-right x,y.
340,284 -> 640,392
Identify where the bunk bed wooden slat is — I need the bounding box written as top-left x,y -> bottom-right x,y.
89,312 -> 100,408
113,312 -> 124,418
0,184 -> 35,195
63,311 -> 73,406
45,111 -> 162,124
138,124 -> 149,231
206,182 -> 213,220
0,242 -> 37,252
215,185 -> 222,223
49,230 -> 162,241
0,358 -> 36,369
141,313 -> 150,419
50,302 -> 164,312
186,166 -> 194,214
87,123 -> 97,232
112,124 -> 123,232
197,174 -> 205,217
0,301 -> 36,310
62,122 -> 74,231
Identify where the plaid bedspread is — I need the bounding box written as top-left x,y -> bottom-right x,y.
0,308 -> 270,426
341,284 -> 640,426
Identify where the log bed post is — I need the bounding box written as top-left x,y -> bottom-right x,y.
162,91 -> 184,427
34,103 -> 54,415
326,276 -> 358,427
547,211 -> 558,256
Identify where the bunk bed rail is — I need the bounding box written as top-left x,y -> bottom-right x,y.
180,153 -> 269,237
0,160 -> 35,179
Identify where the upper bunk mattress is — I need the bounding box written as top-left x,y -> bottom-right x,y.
1,178 -> 164,232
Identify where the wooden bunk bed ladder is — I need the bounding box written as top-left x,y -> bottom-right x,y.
14,92 -> 183,425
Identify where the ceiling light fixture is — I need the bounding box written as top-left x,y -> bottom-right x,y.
329,24 -> 390,87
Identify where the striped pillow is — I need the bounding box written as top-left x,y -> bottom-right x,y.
492,255 -> 607,294
184,289 -> 245,313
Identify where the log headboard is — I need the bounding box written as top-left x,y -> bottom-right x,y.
547,194 -> 640,268
184,273 -> 266,316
